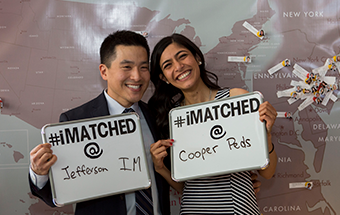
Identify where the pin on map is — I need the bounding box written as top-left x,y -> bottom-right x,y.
334,62 -> 340,74
298,96 -> 314,111
323,76 -> 336,86
277,111 -> 292,119
268,59 -> 290,75
289,182 -> 313,190
288,96 -> 300,105
242,21 -> 264,39
331,54 -> 340,72
276,61 -> 338,111
276,87 -> 296,98
333,55 -> 340,62
321,91 -> 334,106
312,58 -> 334,77
321,85 -> 338,106
0,97 -> 3,109
228,56 -> 251,63
290,80 -> 310,89
292,64 -> 310,82
134,31 -> 148,38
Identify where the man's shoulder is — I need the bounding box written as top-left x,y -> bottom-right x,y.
139,100 -> 154,116
138,100 -> 148,110
60,92 -> 108,122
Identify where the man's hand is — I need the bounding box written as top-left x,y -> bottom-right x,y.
30,143 -> 57,175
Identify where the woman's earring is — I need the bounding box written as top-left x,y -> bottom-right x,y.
166,81 -> 169,84
199,61 -> 202,65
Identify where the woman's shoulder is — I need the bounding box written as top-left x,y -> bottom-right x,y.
229,88 -> 249,97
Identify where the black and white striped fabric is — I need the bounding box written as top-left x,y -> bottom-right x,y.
180,88 -> 260,215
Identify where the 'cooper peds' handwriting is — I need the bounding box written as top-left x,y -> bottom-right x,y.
179,145 -> 219,162
227,136 -> 251,150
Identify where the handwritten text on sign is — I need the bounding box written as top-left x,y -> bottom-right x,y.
45,116 -> 141,181
170,92 -> 268,181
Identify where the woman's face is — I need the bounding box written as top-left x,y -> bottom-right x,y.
159,42 -> 202,91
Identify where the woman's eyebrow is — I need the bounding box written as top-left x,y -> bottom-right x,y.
161,50 -> 186,68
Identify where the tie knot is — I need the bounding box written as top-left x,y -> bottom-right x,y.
123,108 -> 135,113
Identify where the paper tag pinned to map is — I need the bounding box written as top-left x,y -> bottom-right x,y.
321,91 -> 333,106
228,56 -> 251,63
313,58 -> 334,77
268,59 -> 290,75
298,96 -> 314,111
277,111 -> 292,119
293,64 -> 310,81
242,21 -> 264,39
134,31 -> 148,38
289,182 -> 313,190
290,80 -> 310,89
276,87 -> 296,98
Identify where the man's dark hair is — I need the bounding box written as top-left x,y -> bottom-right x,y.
100,30 -> 150,68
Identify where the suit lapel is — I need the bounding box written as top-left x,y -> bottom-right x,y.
139,101 -> 159,142
91,92 -> 110,118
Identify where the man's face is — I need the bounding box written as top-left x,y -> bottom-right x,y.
100,45 -> 150,108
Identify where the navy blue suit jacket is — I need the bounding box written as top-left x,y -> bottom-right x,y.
29,92 -> 170,215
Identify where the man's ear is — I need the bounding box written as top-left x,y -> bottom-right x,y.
99,64 -> 108,81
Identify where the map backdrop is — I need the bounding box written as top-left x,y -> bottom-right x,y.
0,0 -> 339,214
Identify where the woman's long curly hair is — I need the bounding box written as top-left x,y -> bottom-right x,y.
148,34 -> 221,139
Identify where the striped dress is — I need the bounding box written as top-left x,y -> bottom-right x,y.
180,88 -> 260,215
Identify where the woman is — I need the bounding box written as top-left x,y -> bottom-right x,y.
148,34 -> 277,214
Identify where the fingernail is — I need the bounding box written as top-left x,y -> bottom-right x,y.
171,139 -> 174,142
170,143 -> 173,146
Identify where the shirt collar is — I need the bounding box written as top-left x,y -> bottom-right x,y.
103,90 -> 140,116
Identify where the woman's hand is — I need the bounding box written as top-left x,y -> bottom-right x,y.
258,101 -> 277,134
150,139 -> 174,172
258,101 -> 278,179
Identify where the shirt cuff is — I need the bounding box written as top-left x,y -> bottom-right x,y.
29,167 -> 49,189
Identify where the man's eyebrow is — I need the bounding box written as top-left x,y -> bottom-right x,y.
120,60 -> 134,64
120,60 -> 149,65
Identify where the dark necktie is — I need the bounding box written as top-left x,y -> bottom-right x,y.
122,108 -> 154,214
122,108 -> 135,113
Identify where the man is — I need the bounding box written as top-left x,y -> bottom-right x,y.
29,30 -> 170,215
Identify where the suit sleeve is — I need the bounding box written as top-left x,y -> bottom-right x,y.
28,174 -> 56,207
59,112 -> 69,122
28,112 -> 70,207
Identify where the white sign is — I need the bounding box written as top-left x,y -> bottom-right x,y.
41,113 -> 150,206
169,92 -> 269,181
